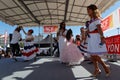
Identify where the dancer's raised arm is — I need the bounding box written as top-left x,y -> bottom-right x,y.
21,27 -> 27,35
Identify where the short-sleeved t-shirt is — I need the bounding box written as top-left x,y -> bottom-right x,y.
89,19 -> 101,32
11,31 -> 21,44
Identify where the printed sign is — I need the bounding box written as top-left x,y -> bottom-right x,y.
101,15 -> 113,31
44,26 -> 58,33
106,35 -> 120,54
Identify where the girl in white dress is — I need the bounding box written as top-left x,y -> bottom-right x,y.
22,28 -> 39,62
57,22 -> 67,62
87,4 -> 110,77
61,29 -> 84,66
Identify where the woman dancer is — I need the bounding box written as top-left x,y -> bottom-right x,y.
22,28 -> 38,62
61,29 -> 84,66
57,22 -> 67,62
87,4 -> 110,77
78,27 -> 88,54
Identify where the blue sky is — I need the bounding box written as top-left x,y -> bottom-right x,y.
0,1 -> 120,38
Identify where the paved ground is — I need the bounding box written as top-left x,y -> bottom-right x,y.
0,57 -> 120,80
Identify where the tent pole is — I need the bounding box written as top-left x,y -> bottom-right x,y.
50,33 -> 53,56
38,24 -> 41,48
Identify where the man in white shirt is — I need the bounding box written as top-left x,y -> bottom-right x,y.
10,26 -> 22,61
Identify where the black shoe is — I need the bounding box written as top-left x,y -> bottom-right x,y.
84,59 -> 90,61
24,60 -> 29,62
88,61 -> 93,64
61,62 -> 69,65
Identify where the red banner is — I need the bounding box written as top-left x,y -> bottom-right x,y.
106,35 -> 120,54
43,26 -> 58,33
101,15 -> 113,31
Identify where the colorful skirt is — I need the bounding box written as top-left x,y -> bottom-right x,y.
22,42 -> 39,60
79,42 -> 88,53
87,33 -> 107,55
61,42 -> 84,65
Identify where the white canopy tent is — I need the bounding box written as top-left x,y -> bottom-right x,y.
0,0 -> 118,27
0,0 -> 118,55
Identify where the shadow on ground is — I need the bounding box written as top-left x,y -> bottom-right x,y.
0,57 -> 75,80
0,57 -> 120,80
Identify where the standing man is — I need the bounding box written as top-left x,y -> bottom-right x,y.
10,26 -> 22,61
